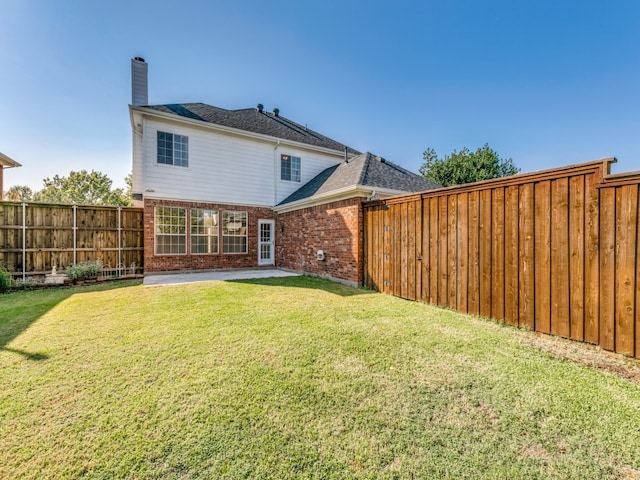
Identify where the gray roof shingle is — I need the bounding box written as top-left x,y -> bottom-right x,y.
140,103 -> 359,155
279,152 -> 439,205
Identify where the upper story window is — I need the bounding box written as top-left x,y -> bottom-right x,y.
157,131 -> 189,167
281,154 -> 301,182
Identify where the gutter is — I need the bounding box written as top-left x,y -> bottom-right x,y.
129,105 -> 358,159
273,185 -> 409,214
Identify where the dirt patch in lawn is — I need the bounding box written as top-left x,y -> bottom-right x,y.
516,331 -> 640,384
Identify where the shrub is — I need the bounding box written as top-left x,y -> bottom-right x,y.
0,264 -> 16,292
65,260 -> 103,281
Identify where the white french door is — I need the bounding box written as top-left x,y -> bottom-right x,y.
258,220 -> 275,266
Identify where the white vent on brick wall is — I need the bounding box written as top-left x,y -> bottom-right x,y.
317,250 -> 326,261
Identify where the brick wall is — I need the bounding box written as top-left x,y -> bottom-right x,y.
276,197 -> 364,286
143,199 -> 275,272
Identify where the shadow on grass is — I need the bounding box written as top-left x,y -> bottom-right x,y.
228,275 -> 375,297
0,280 -> 140,361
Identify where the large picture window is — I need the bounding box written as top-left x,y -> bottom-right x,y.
157,131 -> 189,167
281,154 -> 301,182
222,211 -> 247,254
191,209 -> 218,254
155,206 -> 186,255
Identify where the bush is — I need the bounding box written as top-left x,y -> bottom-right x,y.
0,264 -> 16,292
65,260 -> 103,281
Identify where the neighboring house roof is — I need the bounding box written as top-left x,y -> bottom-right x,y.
0,152 -> 21,168
139,103 -> 360,155
278,152 -> 439,207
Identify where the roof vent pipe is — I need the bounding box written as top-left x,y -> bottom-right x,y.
257,103 -> 264,112
273,107 -> 279,117
344,146 -> 348,163
131,57 -> 148,106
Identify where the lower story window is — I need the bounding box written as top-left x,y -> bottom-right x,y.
222,211 -> 247,254
155,206 -> 186,255
191,209 -> 218,254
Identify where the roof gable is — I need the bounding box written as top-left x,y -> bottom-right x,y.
139,103 -> 360,155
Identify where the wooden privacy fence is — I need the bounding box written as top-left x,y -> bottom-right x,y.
364,158 -> 640,359
0,202 -> 144,280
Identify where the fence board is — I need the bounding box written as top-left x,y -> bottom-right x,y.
421,199 -> 430,302
407,201 -> 416,301
519,183 -> 535,329
491,188 -> 505,321
584,174 -> 600,344
614,185 -> 638,356
429,198 -> 438,304
448,195 -> 458,309
438,196 -> 448,306
383,205 -> 392,294
414,200 -> 422,302
551,178 -> 570,338
505,185 -> 519,326
599,188 -> 616,351
468,191 -> 480,316
569,176 -> 585,341
401,202 -> 409,299
479,190 -> 492,317
457,193 -> 469,314
535,181 -> 551,334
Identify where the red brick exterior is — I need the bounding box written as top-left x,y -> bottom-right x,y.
144,197 -> 365,285
143,199 -> 275,272
275,197 -> 364,286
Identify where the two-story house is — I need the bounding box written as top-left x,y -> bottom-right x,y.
129,57 -> 437,285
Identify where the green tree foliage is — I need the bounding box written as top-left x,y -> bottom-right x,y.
33,170 -> 131,206
419,144 -> 519,187
3,185 -> 34,202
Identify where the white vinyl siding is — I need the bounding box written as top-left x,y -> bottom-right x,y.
136,118 -> 344,206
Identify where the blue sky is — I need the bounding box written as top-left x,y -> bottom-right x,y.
1,0 -> 639,191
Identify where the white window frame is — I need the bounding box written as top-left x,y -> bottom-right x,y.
154,206 -> 187,255
222,211 -> 248,254
281,154 -> 301,182
190,209 -> 219,255
157,131 -> 189,167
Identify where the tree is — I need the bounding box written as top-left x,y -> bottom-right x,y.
4,185 -> 34,202
34,170 -> 131,206
419,144 -> 519,187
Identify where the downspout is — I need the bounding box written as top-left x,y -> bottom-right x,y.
273,140 -> 281,205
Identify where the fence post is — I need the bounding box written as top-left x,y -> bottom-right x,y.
117,207 -> 122,276
22,202 -> 26,282
73,204 -> 77,265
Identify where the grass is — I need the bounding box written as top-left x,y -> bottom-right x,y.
1,277 -> 639,479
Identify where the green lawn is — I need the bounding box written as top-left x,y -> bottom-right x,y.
1,277 -> 639,480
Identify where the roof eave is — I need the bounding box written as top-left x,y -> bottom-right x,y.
274,185 -> 408,213
129,105 -> 358,159
0,152 -> 21,168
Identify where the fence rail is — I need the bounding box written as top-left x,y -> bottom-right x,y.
364,159 -> 640,359
0,202 -> 144,280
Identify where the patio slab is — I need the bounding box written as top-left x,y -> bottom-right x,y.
143,269 -> 301,287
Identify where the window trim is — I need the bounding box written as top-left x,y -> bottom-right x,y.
154,206 -> 187,256
280,154 -> 301,182
157,131 -> 189,168
190,208 -> 219,255
222,210 -> 248,254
